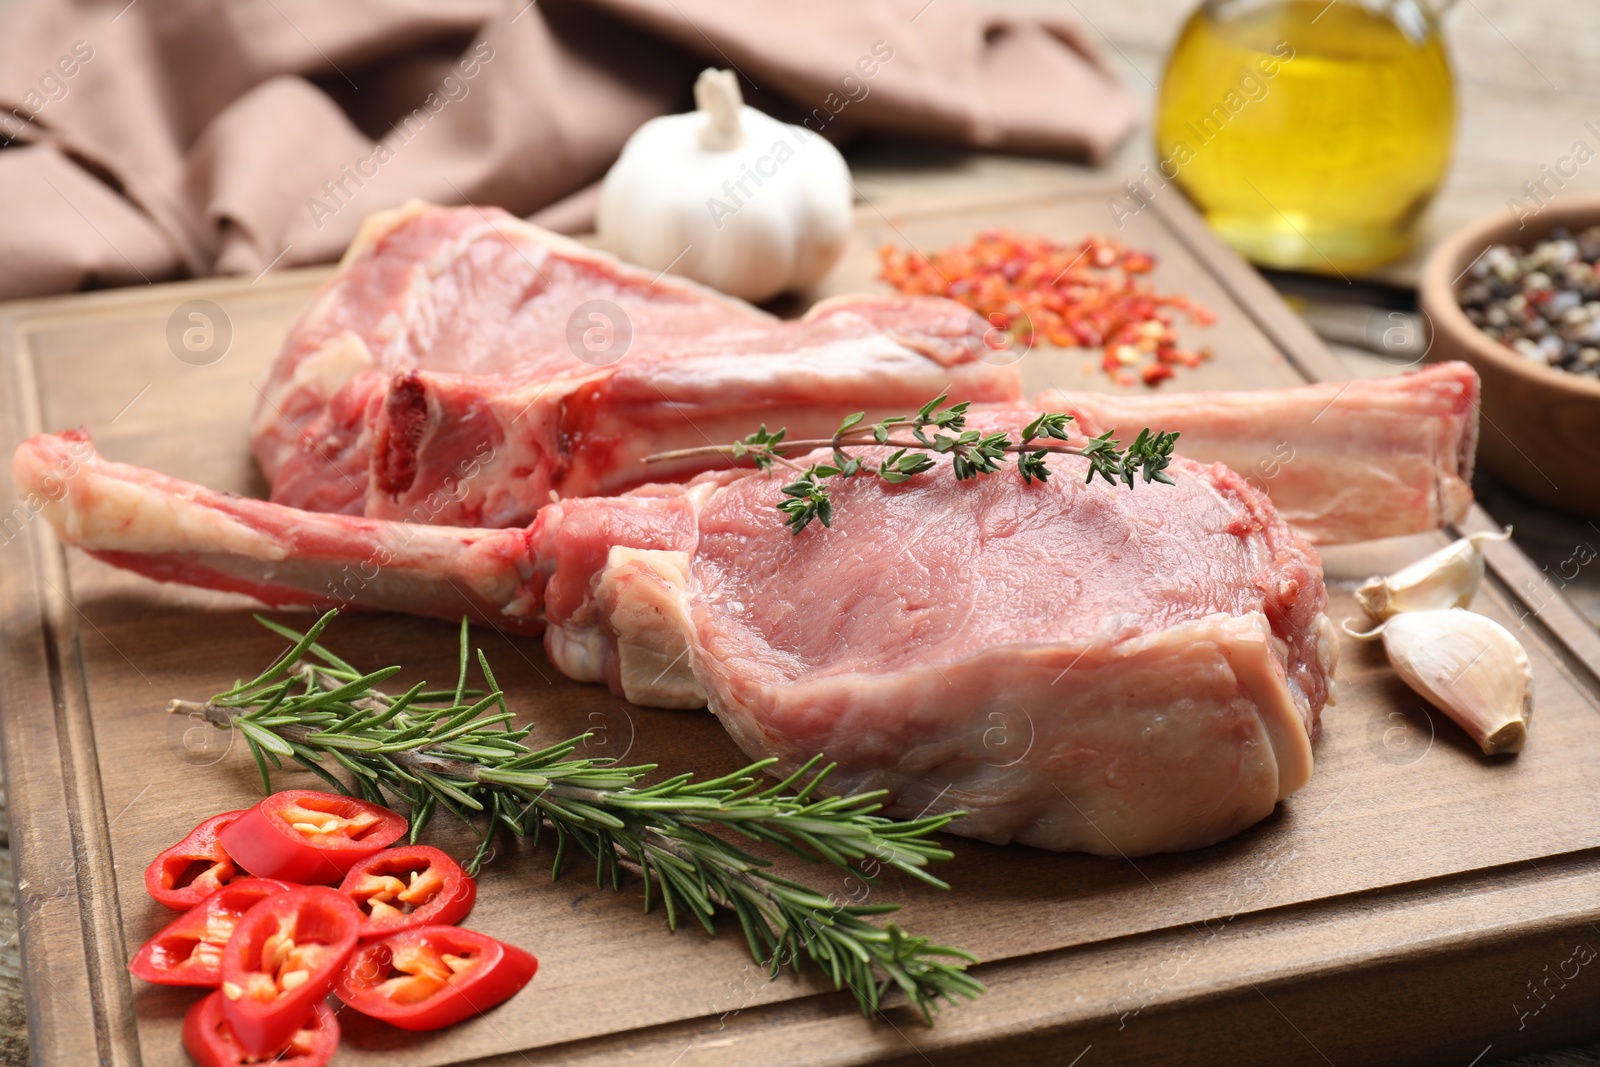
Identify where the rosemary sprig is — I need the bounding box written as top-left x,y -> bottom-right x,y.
174,610 -> 983,1023
644,395 -> 1179,534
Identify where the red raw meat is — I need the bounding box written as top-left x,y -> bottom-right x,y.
252,203 -> 1478,548
15,429 -> 1329,855
253,202 -> 1021,528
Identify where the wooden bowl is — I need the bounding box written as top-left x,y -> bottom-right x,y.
1419,197 -> 1600,517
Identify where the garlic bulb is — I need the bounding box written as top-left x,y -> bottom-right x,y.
597,68 -> 853,303
1357,527 -> 1512,620
1345,609 -> 1532,755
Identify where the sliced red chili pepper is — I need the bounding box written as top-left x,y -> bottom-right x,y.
217,789 -> 407,885
145,810 -> 249,910
335,925 -> 537,1031
338,845 -> 476,939
183,989 -> 338,1067
220,885 -> 361,1056
129,878 -> 296,987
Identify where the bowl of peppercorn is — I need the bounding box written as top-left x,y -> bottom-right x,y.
1420,196 -> 1600,518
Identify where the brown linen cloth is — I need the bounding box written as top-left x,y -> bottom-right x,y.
0,0 -> 1139,300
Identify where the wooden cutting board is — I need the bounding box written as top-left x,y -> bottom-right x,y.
3,190 -> 1599,1067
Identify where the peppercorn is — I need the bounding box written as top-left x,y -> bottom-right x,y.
1459,226 -> 1600,377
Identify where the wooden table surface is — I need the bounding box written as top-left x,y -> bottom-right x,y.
4,1 -> 1600,1063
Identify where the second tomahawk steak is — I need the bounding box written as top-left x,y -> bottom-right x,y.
253,202 -> 1020,528
252,202 -> 1480,548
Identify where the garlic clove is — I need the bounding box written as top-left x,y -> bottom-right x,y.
1344,609 -> 1532,755
1356,527 -> 1512,620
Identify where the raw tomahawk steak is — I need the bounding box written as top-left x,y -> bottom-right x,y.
16,429 -> 1330,856
255,202 -> 1019,528
254,201 -> 1479,547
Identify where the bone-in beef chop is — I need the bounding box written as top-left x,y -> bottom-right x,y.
253,203 -> 1478,548
253,202 -> 1020,528
545,446 -> 1330,856
15,430 -> 1330,855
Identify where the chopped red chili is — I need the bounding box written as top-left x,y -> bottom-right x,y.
130,878 -> 297,987
339,845 -> 476,939
878,230 -> 1215,387
183,989 -> 338,1067
145,810 -> 250,910
219,886 -> 361,1055
217,789 -> 407,885
336,925 -> 537,1031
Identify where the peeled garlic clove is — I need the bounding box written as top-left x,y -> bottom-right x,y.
1344,609 -> 1532,755
1356,527 -> 1512,620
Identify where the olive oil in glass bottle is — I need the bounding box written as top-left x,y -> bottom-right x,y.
1154,0 -> 1455,272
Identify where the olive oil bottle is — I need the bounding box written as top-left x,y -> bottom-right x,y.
1155,0 -> 1455,272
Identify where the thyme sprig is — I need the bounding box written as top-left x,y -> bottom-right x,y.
173,610 -> 983,1022
645,395 -> 1179,534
